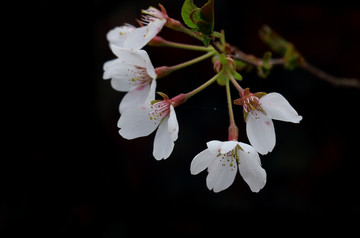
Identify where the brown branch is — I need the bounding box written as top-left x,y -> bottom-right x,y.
229,44 -> 360,89
210,39 -> 223,54
230,45 -> 285,67
300,61 -> 360,89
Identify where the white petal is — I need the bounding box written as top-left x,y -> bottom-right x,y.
104,48 -> 155,91
190,149 -> 217,175
206,140 -> 223,154
206,154 -> 237,193
103,59 -> 133,90
109,66 -> 147,92
146,18 -> 166,38
119,84 -> 151,114
122,25 -> 149,50
246,110 -> 276,155
118,104 -> 160,139
103,58 -> 118,77
219,141 -> 238,154
260,93 -> 302,123
109,45 -> 147,68
145,79 -> 157,103
106,25 -> 135,47
237,142 -> 266,193
153,117 -> 174,160
124,19 -> 166,50
167,105 -> 179,141
140,51 -> 156,79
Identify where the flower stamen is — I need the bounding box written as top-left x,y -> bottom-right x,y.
234,88 -> 265,113
148,101 -> 170,121
141,7 -> 166,25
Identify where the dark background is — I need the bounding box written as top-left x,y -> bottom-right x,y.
3,0 -> 360,236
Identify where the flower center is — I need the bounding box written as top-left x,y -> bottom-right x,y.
141,8 -> 164,25
129,67 -> 152,87
217,148 -> 240,170
149,101 -> 170,121
236,95 -> 262,113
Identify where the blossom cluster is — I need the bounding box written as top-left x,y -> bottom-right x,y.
103,4 -> 302,193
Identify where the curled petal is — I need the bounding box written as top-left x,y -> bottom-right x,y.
237,142 -> 266,193
106,25 -> 135,47
145,79 -> 157,103
167,105 -> 179,141
206,140 -> 223,154
207,141 -> 238,155
109,45 -> 152,70
153,117 -> 174,160
260,93 -> 302,123
190,149 -> 216,175
124,19 -> 166,50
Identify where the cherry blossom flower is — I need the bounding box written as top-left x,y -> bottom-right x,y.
191,140 -> 266,193
106,6 -> 167,50
234,89 -> 302,155
103,44 -> 156,113
118,92 -> 184,160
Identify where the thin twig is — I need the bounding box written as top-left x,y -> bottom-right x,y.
229,45 -> 360,89
301,61 -> 360,89
231,45 -> 284,67
210,40 -> 223,54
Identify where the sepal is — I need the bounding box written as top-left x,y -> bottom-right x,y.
157,92 -> 170,100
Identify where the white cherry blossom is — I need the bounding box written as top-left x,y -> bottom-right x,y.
117,92 -> 180,160
191,140 -> 266,193
106,6 -> 167,50
103,44 -> 156,113
234,89 -> 302,155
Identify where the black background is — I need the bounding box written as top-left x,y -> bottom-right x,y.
3,0 -> 360,236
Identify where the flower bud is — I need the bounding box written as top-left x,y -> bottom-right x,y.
226,57 -> 236,71
213,61 -> 222,73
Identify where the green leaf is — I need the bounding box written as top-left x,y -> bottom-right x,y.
189,8 -> 201,26
199,0 -> 214,35
234,59 -> 247,71
181,0 -> 199,29
232,70 -> 243,81
181,0 -> 215,36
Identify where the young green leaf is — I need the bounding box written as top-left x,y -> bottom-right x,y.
189,8 -> 201,27
232,70 -> 243,81
181,0 -> 199,29
199,0 -> 214,35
